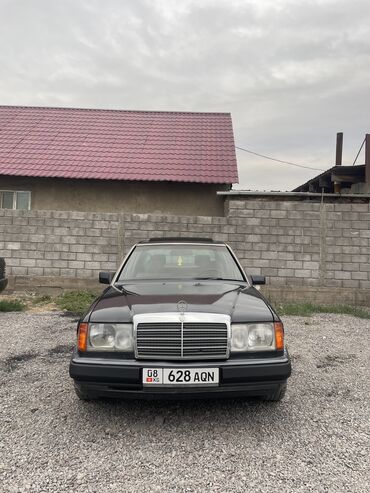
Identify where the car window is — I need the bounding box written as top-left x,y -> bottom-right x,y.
118,245 -> 244,281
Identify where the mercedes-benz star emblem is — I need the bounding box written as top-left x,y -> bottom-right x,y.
177,300 -> 188,314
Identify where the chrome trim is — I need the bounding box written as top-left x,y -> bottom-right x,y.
111,244 -> 137,287
224,243 -> 249,286
133,312 -> 231,361
72,351 -> 290,366
180,319 -> 184,358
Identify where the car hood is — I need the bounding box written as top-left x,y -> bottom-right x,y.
89,281 -> 274,323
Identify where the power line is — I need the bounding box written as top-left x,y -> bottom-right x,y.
352,138 -> 365,166
235,145 -> 325,172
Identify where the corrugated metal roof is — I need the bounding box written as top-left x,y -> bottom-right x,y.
0,106 -> 238,184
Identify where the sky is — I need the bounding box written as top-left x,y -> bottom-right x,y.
1,0 -> 369,191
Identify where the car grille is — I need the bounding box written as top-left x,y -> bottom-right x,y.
136,322 -> 229,360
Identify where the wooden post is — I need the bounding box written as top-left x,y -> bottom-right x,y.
365,134 -> 370,184
335,132 -> 343,166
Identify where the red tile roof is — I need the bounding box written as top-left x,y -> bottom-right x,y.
0,106 -> 238,184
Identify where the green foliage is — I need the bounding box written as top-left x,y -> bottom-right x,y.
32,294 -> 52,305
277,302 -> 370,319
56,290 -> 97,316
0,299 -> 25,312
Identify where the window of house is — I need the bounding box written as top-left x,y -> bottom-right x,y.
0,190 -> 31,210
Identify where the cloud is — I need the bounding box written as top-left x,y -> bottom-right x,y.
0,0 -> 369,190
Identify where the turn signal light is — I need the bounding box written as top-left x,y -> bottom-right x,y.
274,322 -> 284,351
78,323 -> 88,352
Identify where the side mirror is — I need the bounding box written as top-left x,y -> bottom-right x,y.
99,271 -> 114,285
251,275 -> 266,286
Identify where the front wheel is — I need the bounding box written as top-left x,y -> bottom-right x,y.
74,382 -> 99,401
261,383 -> 287,402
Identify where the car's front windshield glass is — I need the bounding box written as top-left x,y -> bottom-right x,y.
117,244 -> 244,282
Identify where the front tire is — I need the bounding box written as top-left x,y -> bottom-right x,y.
262,383 -> 287,402
74,382 -> 99,401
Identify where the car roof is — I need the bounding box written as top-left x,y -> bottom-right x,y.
137,237 -> 225,245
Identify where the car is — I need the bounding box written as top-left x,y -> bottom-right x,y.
69,238 -> 291,401
0,257 -> 8,293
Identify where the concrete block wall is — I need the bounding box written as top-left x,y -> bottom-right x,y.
1,197 -> 370,304
0,209 -> 119,284
226,199 -> 370,291
121,213 -> 229,257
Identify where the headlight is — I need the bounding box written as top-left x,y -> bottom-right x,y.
231,325 -> 249,351
88,323 -> 133,351
248,324 -> 274,348
231,323 -> 282,352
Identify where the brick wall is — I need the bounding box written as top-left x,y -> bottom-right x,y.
1,197 -> 370,304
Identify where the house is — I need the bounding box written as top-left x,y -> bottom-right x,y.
0,106 -> 238,216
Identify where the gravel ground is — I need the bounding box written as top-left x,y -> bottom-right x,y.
0,312 -> 369,493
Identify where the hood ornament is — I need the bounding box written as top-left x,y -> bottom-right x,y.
177,300 -> 188,316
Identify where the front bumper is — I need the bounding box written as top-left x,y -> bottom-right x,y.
69,350 -> 291,400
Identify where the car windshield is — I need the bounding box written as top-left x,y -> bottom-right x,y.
117,244 -> 244,282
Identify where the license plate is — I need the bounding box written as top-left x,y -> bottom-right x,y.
143,368 -> 219,386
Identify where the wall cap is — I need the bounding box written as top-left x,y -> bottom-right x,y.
217,190 -> 370,200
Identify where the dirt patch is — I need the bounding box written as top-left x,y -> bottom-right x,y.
3,351 -> 39,372
27,302 -> 59,313
316,354 -> 357,369
325,387 -> 352,399
48,344 -> 74,355
59,311 -> 80,320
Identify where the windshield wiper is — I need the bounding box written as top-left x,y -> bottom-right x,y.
112,283 -> 138,296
